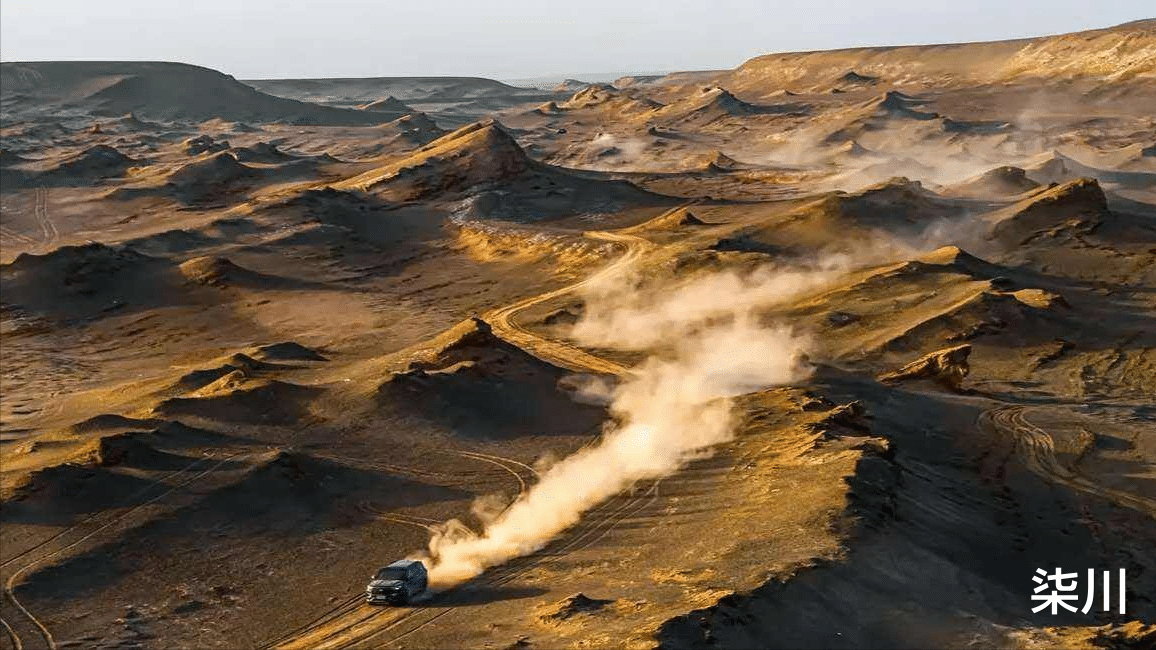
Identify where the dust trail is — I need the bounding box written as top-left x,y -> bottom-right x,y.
420,261 -> 835,587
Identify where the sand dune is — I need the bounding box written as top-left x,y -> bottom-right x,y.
357,96 -> 414,113
947,165 -> 1040,197
987,177 -> 1110,244
2,18 -> 1154,650
3,144 -> 139,188
379,318 -> 605,438
336,119 -> 669,218
0,243 -> 179,318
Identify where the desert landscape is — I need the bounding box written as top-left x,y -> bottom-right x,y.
1,17 -> 1155,650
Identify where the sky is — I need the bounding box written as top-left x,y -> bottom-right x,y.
1,1 -> 1151,80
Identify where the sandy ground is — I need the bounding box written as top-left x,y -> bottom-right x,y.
1,19 -> 1155,650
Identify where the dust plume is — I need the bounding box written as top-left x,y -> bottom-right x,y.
419,263 -> 827,587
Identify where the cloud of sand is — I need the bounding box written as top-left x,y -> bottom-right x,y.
746,90 -> 1083,191
419,261 -> 834,587
565,132 -> 662,172
414,88 -> 1047,587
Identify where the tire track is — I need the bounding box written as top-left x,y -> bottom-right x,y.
442,450 -> 535,499
0,226 -> 37,246
0,456 -> 213,571
271,206 -> 691,649
31,189 -> 57,250
267,451 -> 538,650
351,480 -> 664,649
980,406 -> 1156,518
1,616 -> 22,650
357,502 -> 440,532
3,452 -> 241,650
3,419 -> 325,650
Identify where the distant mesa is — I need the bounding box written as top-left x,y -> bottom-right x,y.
243,75 -> 544,105
613,74 -> 663,88
0,61 -> 400,125
731,20 -> 1156,89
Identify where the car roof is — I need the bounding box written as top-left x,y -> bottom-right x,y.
385,559 -> 422,570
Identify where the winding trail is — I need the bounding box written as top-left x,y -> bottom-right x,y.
268,205 -> 690,650
482,227 -> 660,376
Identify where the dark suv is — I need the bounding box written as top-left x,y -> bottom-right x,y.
365,560 -> 428,605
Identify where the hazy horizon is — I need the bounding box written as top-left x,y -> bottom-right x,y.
2,1 -> 1152,80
